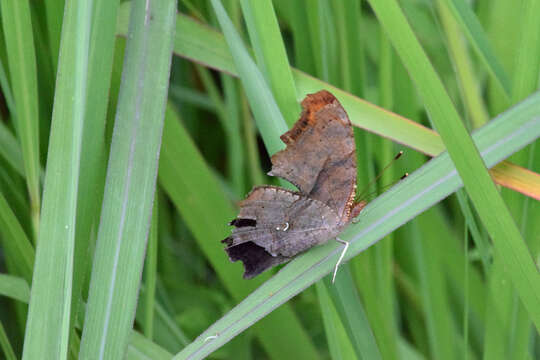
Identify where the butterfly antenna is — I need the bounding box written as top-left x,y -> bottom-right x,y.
357,150 -> 404,200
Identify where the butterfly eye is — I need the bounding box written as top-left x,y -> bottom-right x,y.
275,222 -> 290,232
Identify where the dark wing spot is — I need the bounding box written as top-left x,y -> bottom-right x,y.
229,218 -> 257,227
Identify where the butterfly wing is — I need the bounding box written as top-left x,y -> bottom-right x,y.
223,186 -> 340,278
268,90 -> 357,223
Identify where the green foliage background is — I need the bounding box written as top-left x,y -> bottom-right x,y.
0,0 -> 539,359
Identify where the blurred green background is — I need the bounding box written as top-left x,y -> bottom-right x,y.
0,0 -> 539,359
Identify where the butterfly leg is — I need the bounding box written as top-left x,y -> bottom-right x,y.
332,237 -> 349,283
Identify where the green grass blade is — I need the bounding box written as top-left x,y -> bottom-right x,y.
414,212 -> 458,359
0,0 -> 41,236
426,206 -> 486,351
158,105 -> 320,360
168,85 -> 215,112
142,201 -> 158,338
0,320 -> 16,360
126,331 -> 173,360
79,0 -> 176,358
173,89 -> 540,360
119,11 -> 540,200
0,121 -> 24,177
21,0 -> 91,357
71,0 -> 120,337
209,0 -> 287,155
0,192 -> 34,282
316,281 -> 357,360
332,0 -> 365,96
436,0 -> 489,129
0,58 -> 16,116
443,0 -> 511,99
240,0 -> 300,127
44,0 -> 65,69
368,0 -> 540,331
510,0 -> 540,105
284,1 -> 317,74
0,273 -> 30,303
455,190 -> 490,273
325,269 -> 382,359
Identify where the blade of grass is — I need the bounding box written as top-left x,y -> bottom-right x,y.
71,0 -> 120,339
332,0 -> 365,97
0,162 -> 31,232
0,273 -> 30,303
79,0 -> 176,358
0,121 -> 24,177
510,0 -> 540,106
126,331 -> 173,360
426,206 -> 486,352
168,85 -> 215,112
0,192 -> 34,283
316,281 -> 357,360
283,1 -> 316,74
142,200 -> 158,339
209,0 -> 287,156
454,190 -> 490,273
241,94 -> 265,186
0,0 -> 41,237
43,0 -> 64,69
413,210 -> 458,360
173,89 -> 540,360
436,0 -> 489,129
21,0 -> 91,357
194,65 -> 244,196
221,76 -> 246,195
0,57 -> 15,115
240,0 -> 300,127
367,0 -> 540,331
484,0 -> 521,115
0,320 -> 16,360
443,0 -> 511,100
158,105 -> 320,360
325,268 -> 382,360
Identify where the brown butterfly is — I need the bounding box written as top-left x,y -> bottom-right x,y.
222,90 -> 365,282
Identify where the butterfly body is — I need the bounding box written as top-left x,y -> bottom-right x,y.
222,90 -> 365,279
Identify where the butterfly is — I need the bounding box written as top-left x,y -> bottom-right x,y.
222,90 -> 365,282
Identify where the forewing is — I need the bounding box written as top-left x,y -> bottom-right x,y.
268,90 -> 357,222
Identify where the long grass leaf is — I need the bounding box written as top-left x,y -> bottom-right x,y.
0,0 -> 41,236
0,320 -> 16,360
240,0 -> 300,126
22,0 -> 91,357
209,0 -> 287,155
443,0 -> 511,99
325,269 -> 382,359
0,273 -> 30,303
79,0 -> 176,358
436,0 -> 489,129
71,0 -> 120,335
0,192 -> 34,282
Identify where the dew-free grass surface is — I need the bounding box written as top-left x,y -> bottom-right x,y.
0,0 -> 539,359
